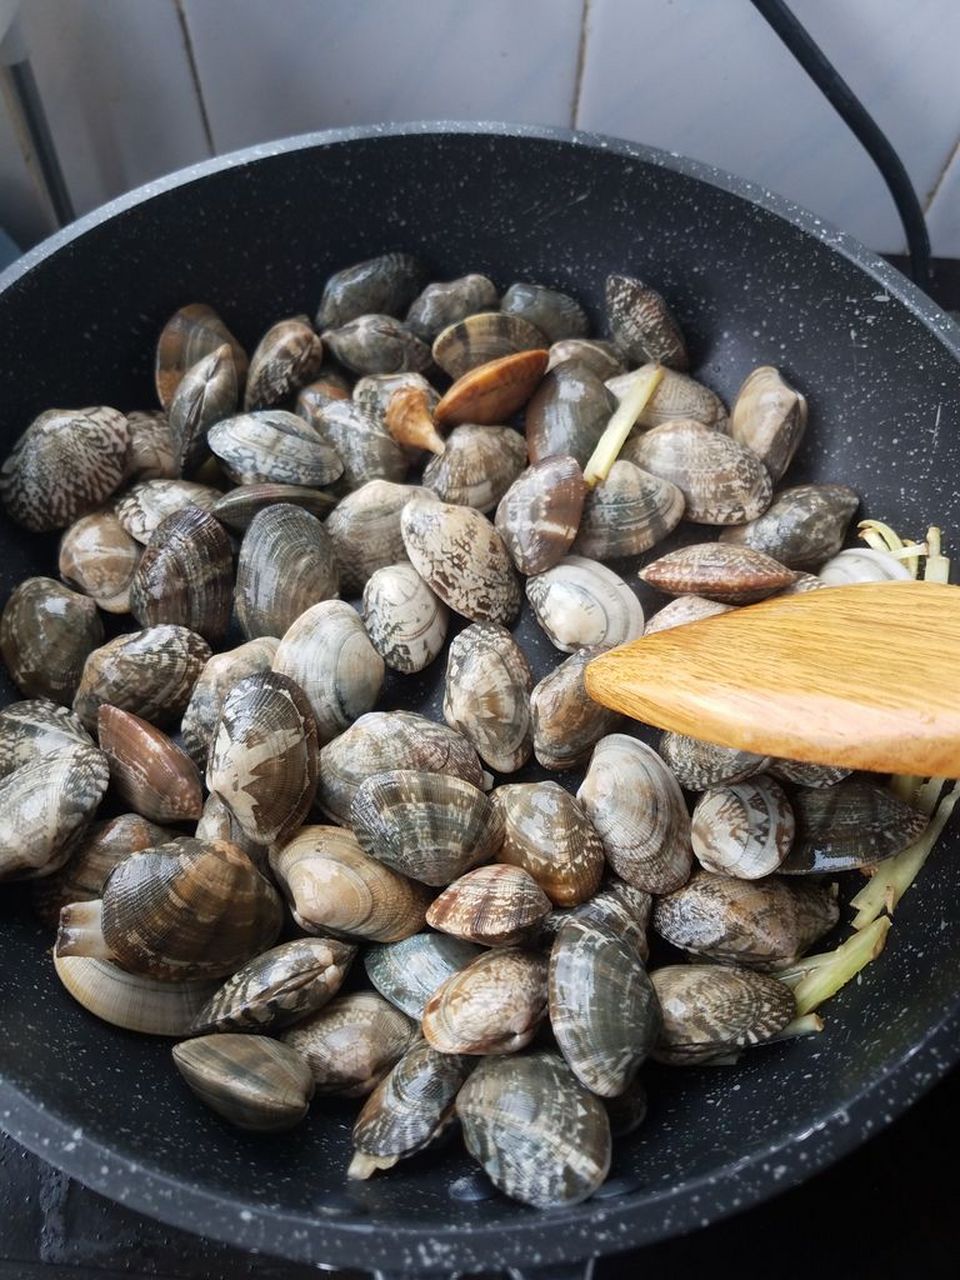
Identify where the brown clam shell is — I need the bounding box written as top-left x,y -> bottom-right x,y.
244,317 -> 325,411
494,455 -> 586,576
97,706 -> 203,823
426,864 -> 551,945
729,365 -> 807,481
691,775 -> 795,879
639,543 -> 798,603
443,622 -> 533,774
322,314 -> 431,377
384,385 -> 446,456
650,964 -> 795,1064
432,312 -> 546,380
525,364 -> 614,468
234,503 -> 339,641
644,595 -> 734,635
423,424 -> 527,513
529,646 -> 621,771
154,303 -> 247,411
123,409 -> 178,483
168,342 -> 239,472
72,625 -> 211,731
1,577 -> 104,705
309,399 -> 407,493
606,273 -> 688,369
494,781 -> 604,907
659,731 -> 770,790
783,779 -> 929,874
210,483 -> 336,532
0,699 -> 94,779
434,350 -> 549,427
325,479 -> 429,595
129,505 -> 233,644
405,273 -> 499,343
0,743 -> 109,881
282,991 -> 416,1096
114,479 -> 223,546
59,510 -> 141,614
173,1033 -> 314,1132
719,483 -> 860,569
208,410 -> 344,487
180,637 -> 279,768
315,253 -> 423,330
571,460 -> 684,558
422,947 -> 547,1054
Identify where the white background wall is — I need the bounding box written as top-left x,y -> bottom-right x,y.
1,0 -> 958,256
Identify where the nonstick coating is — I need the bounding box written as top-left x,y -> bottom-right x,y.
0,124 -> 958,1273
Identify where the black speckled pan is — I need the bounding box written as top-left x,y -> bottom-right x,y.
0,123 -> 958,1275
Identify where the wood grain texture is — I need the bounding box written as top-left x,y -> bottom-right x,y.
584,581 -> 960,778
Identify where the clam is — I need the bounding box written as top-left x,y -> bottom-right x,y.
270,824 -> 433,942
525,363 -> 615,468
54,953 -> 218,1036
767,756 -> 851,788
652,869 -> 839,968
295,371 -> 353,419
1,577 -> 103,704
191,937 -> 357,1034
180,637 -> 279,768
0,743 -> 109,880
547,338 -> 625,381
317,710 -> 484,825
494,781 -> 604,907
273,600 -> 384,744
57,837 -> 283,980
351,769 -> 503,886
443,622 -> 533,773
349,1040 -> 475,1178
208,410 -> 343,486
401,494 -> 521,624
316,253 -> 423,329
353,371 -> 439,427
207,670 -> 318,845
526,555 -> 644,652
244,317 -> 324,411
211,482 -> 336,532
494,455 -> 586,575
123,409 -> 178,483
529,646 -> 621,771
383,384 -> 446,456
310,399 -> 407,491
0,698 -> 93,778
606,273 -> 687,369
114,478 -> 223,546
549,916 -> 661,1096
783,779 -> 928,873
73,624 -> 211,731
779,571 -> 828,594
608,364 -> 725,428
154,303 -> 247,411
325,479 -> 427,594
423,424 -> 527,512
422,948 -> 548,1054
692,775 -> 795,879
0,406 -> 129,532
173,1034 -> 314,1131
577,734 -> 692,892
659,731 -> 770,790
730,365 -> 807,481
605,1076 -> 649,1137
572,460 -> 684,558
322,314 -> 431,376
433,311 -> 546,380
59,510 -> 141,613
405,274 -> 498,342
650,965 -> 796,1064
719,483 -> 859,568
129,505 -> 233,644
97,706 -> 203,823
361,563 -> 449,674
639,543 -> 798,602
644,595 -> 735,635
570,880 -> 652,963
234,504 -> 339,641
626,420 -> 772,524
434,350 -> 549,428
457,1050 -> 611,1208
818,547 -> 913,584
364,932 -> 482,1020
168,342 -> 239,472
501,282 -> 588,343
426,864 -> 551,946
282,991 -> 416,1096
194,793 -> 269,872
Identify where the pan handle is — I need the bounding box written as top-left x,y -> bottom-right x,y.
374,1263 -> 595,1280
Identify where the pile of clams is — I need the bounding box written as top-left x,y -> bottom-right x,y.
0,252 -> 933,1210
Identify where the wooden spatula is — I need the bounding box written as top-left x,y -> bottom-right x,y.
584,580 -> 960,778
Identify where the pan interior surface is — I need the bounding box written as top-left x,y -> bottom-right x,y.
0,126 -> 958,1270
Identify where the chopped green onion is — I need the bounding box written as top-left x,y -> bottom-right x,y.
791,918 -> 891,1016
582,363 -> 664,487
767,1013 -> 824,1041
858,518 -> 920,576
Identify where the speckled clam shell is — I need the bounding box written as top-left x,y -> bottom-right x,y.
719,483 -> 859,569
195,793 -> 269,872
310,399 -> 407,492
273,600 -> 384,745
423,424 -> 526,513
114,479 -> 222,546
173,1034 -> 314,1131
626,420 -> 771,524
234,503 -> 339,641
547,338 -> 625,381
270,824 -> 433,942
325,480 -> 428,594
422,947 -> 547,1055
783,779 -> 928,874
361,563 -> 448,674
97,705 -> 201,823
570,880 -> 652,963
432,311 -> 546,380
168,342 -> 239,472
501,282 -> 588,344
526,555 -> 644,652
457,1050 -> 611,1208
208,410 -> 343,487
59,510 -> 141,614
0,743 -> 108,880
405,273 -> 498,343
494,781 -> 604,907
605,273 -> 687,369
608,364 -> 726,428
494,455 -> 586,576
766,757 -> 851,788
1,577 -> 103,704
549,916 -> 661,1097
652,869 -> 839,969
435,349 -> 549,428
211,483 -> 336,532
351,769 -> 503,887
0,406 -> 129,532
573,461 -> 684,559
525,363 -> 615,469
191,936 -> 357,1034
401,494 -> 521,625
282,991 -> 416,1097
527,646 -> 619,772
72,625 -> 211,731
443,622 -> 533,774
650,965 -> 796,1065
659,731 -> 770,790
123,410 -> 178,483
426,864 -> 551,946
644,595 -> 735,635
180,637 -> 279,768
639,542 -> 798,603
577,734 -> 692,893
730,365 -> 808,481
206,670 -> 318,846
129,505 -> 233,644
317,710 -> 484,825
243,317 -> 324,411
364,932 -> 482,1020
0,699 -> 93,779
316,253 -> 423,329
154,303 -> 246,411
322,314 -> 431,376
55,954 -> 218,1036
692,775 -> 795,879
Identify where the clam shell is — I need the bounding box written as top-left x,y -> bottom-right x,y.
433,311 -> 546,380
423,424 -> 526,512
210,483 -> 336,531
730,365 -> 807,481
608,364 -> 725,428
282,991 -> 416,1096
298,372 -> 355,414
525,364 -> 615,468
129,505 -> 233,644
457,1050 -> 611,1208
650,964 -> 795,1064
97,705 -> 203,823
0,407 -> 129,531
659,731 -> 770,790
529,646 -> 621,771
173,1034 -> 314,1131
234,503 -> 339,641
577,733 -> 692,892
323,314 -> 431,376
719,483 -> 859,568
73,625 -> 211,731
606,273 -> 687,369
767,756 -> 851,788
194,793 -> 269,872
154,303 -> 246,411
1,577 -> 103,704
207,670 -> 318,845
639,543 -> 798,603
572,460 -> 684,558
168,342 -> 239,471
244,317 -> 325,411
434,350 -> 549,428
405,274 -> 498,343
422,948 -> 548,1054
443,622 -> 533,774
310,399 -> 407,492
114,479 -> 223,546
361,563 -> 449,674
316,253 -> 423,329
0,743 -> 109,880
364,932 -> 482,1020
55,953 -> 217,1036
526,555 -> 644,652
691,775 -> 795,879
382,384 -> 446,456
270,824 -> 433,942
605,1076 -> 649,1137
778,571 -> 828,594
644,595 -> 734,635
123,409 -> 178,483
426,864 -> 551,945
208,410 -> 343,486
501,282 -> 588,344
180,637 -> 279,768
494,455 -> 586,576
783,779 -> 928,874
494,781 -> 604,906
0,698 -> 93,778
353,372 -> 440,425
401,494 -> 521,624
325,479 -> 429,594
652,869 -> 839,968
548,338 -> 625,381
570,880 -> 652,963
59,510 -> 141,613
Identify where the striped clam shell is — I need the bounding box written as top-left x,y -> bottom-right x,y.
154,303 -> 247,411
691,774 -> 795,879
494,455 -> 586,576
608,364 -> 725,428
129,505 -> 233,645
605,273 -> 687,369
115,479 -> 222,546
244,316 -> 324,411
405,273 -> 498,343
443,622 -> 533,774
494,781 -> 604,907
364,932 -> 482,1020
639,542 -> 798,603
0,577 -> 103,705
282,991 -> 416,1097
316,253 -> 423,329
422,947 -> 547,1055
234,503 -> 339,641
97,705 -> 202,823
310,399 -> 407,492
783,779 -> 929,874
59,510 -> 141,614
208,410 -> 343,487
501,282 -> 588,344
730,365 -> 807,481
426,864 -> 551,946
180,637 -> 279,768
659,730 -> 769,791
525,363 -> 614,469
569,879 -> 652,963
325,480 -> 429,595
322,314 -> 431,377
73,625 -> 211,731
123,409 -> 178,483
767,756 -> 851,788
168,342 -> 239,472
195,793 -> 268,871
432,311 -> 546,380
0,743 -> 109,880
210,483 -> 336,532
650,964 -> 796,1065
423,424 -> 527,513
0,699 -> 93,779
571,460 -> 684,559
644,595 -> 734,635
361,563 -> 449,675
526,555 -> 644,652
529,646 -> 621,771
719,483 -> 859,569
173,1034 -> 314,1131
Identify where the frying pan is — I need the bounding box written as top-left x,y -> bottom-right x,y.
0,123 -> 958,1274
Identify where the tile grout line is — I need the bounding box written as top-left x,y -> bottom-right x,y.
570,0 -> 593,129
173,0 -> 216,156
924,133 -> 960,213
